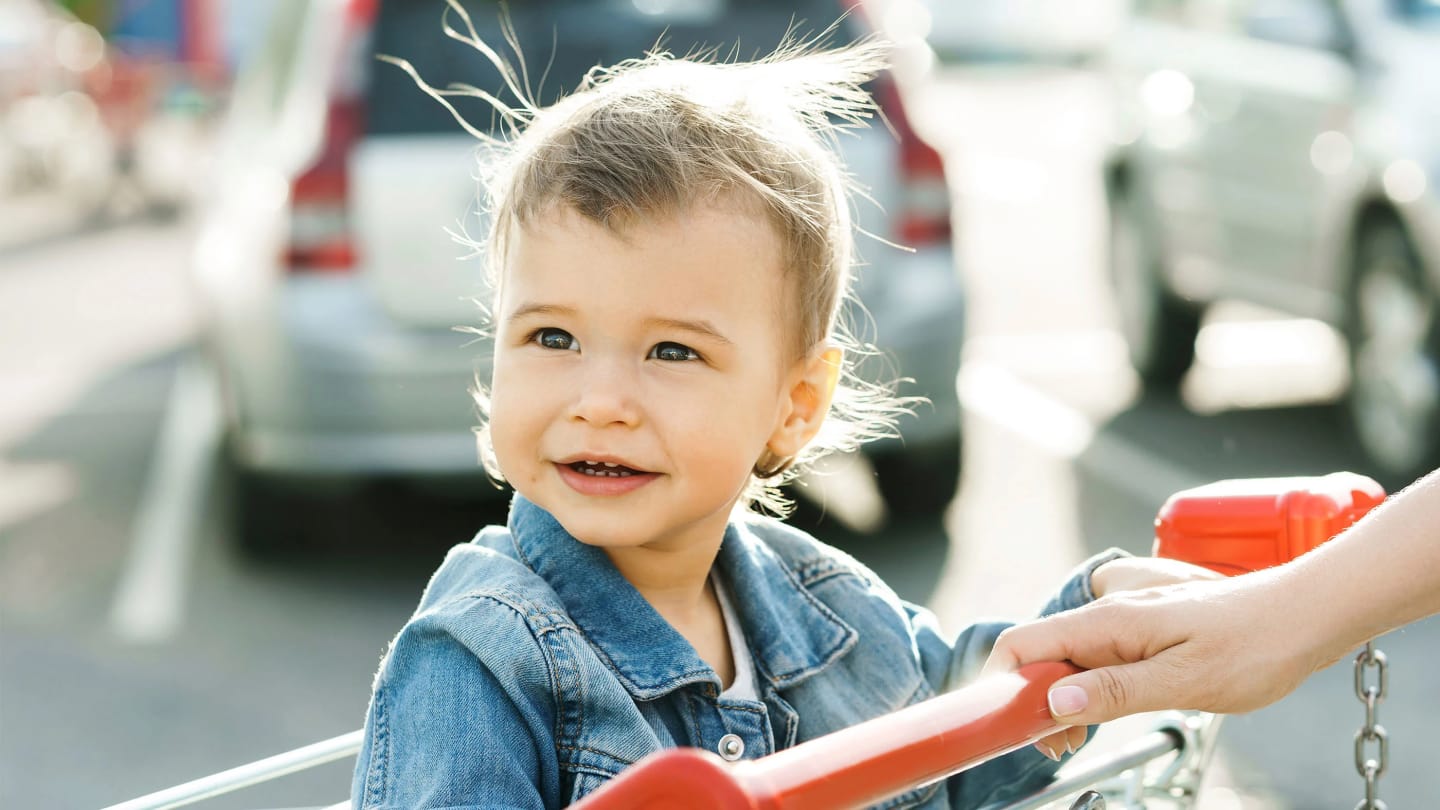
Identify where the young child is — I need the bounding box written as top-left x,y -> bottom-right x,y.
351,18 -> 1214,810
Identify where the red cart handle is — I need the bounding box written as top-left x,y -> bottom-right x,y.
571,660 -> 1079,810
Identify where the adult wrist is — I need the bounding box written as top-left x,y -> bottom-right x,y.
1265,556 -> 1370,672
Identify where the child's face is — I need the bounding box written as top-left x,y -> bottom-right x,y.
488,203 -> 798,553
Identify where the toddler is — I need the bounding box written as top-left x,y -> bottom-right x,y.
351,13 -> 1210,809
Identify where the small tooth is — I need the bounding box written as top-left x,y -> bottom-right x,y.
603,462 -> 619,468
584,459 -> 598,465
582,468 -> 596,476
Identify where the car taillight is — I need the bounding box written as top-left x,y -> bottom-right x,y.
873,74 -> 952,247
284,0 -> 375,273
286,98 -> 362,272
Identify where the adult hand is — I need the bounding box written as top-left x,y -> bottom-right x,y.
984,572 -> 1332,729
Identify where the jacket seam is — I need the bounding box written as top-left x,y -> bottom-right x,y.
546,623 -> 586,777
682,689 -> 703,746
436,590 -> 573,805
717,702 -> 767,718
436,590 -> 577,633
575,628 -> 716,699
790,552 -> 875,587
361,688 -> 390,808
760,559 -> 859,688
561,762 -> 626,784
555,742 -> 633,763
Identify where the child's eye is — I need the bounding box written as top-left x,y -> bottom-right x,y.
649,342 -> 700,362
532,328 -> 579,352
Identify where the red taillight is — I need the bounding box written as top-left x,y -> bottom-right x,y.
285,0 -> 374,273
286,99 -> 362,272
873,74 -> 953,247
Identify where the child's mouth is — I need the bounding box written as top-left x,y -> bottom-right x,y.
569,460 -> 641,478
556,459 -> 657,496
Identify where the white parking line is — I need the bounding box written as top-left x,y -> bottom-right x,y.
110,353 -> 221,644
958,358 -> 1206,506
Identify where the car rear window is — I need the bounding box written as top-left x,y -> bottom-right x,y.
364,0 -> 853,136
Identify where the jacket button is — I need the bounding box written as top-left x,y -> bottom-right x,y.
717,734 -> 745,761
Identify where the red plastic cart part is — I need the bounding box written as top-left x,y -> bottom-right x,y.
569,661 -> 1080,810
1154,472 -> 1386,575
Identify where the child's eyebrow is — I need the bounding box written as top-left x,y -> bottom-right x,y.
643,317 -> 734,347
506,303 -> 733,346
506,302 -> 573,323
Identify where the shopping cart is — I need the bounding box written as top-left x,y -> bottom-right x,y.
101,472 -> 1387,810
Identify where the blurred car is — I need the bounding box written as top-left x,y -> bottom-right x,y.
1104,0 -> 1440,483
0,0 -> 216,219
197,0 -> 963,551
0,0 -> 115,212
91,55 -> 220,215
863,0 -> 1127,64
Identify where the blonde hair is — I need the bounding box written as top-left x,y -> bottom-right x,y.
387,2 -> 916,515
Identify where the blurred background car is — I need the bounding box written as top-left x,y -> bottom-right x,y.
0,0 -> 115,216
861,0 -> 1128,65
0,0 -> 224,225
196,0 -> 964,552
1103,0 -> 1440,485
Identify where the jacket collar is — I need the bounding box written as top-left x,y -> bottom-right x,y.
506,495 -> 855,700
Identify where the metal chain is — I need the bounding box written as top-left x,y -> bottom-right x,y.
1353,643 -> 1389,810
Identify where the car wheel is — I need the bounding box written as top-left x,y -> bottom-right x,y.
1345,217 -> 1440,483
868,435 -> 961,522
1108,182 -> 1202,386
227,470 -> 289,557
222,440 -> 306,558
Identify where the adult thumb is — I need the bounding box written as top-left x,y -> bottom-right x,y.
1045,661 -> 1168,725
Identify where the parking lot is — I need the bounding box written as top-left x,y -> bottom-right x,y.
3,57 -> 1439,810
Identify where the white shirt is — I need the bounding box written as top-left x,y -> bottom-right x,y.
712,573 -> 758,702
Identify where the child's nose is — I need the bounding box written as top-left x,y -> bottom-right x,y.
567,359 -> 642,427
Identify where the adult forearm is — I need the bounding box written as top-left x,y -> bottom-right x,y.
1281,467 -> 1440,667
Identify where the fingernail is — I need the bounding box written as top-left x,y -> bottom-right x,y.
1037,743 -> 1059,762
1049,685 -> 1089,717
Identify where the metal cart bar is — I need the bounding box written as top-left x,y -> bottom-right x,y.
995,728 -> 1182,810
99,730 -> 363,810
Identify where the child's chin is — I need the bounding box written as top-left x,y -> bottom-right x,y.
546,509 -> 647,548
573,533 -> 645,548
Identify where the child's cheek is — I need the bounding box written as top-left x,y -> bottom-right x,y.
485,385 -> 529,485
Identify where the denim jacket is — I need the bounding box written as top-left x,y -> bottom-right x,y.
351,496 -> 1124,809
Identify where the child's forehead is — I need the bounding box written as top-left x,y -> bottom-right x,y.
504,199 -> 788,275
500,201 -> 794,335
528,194 -> 781,243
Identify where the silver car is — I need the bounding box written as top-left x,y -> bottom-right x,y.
196,0 -> 963,551
1104,0 -> 1440,483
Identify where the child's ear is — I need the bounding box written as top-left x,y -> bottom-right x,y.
766,346 -> 842,460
